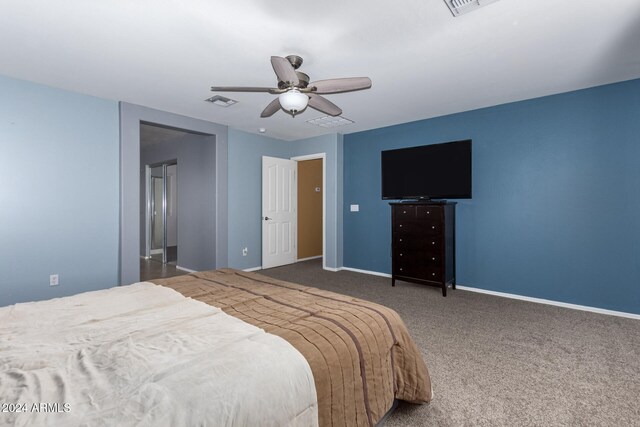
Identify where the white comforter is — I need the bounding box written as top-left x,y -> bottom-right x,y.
0,282 -> 318,427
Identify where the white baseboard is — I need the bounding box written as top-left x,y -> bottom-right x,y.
337,267 -> 640,320
455,286 -> 640,320
243,266 -> 262,272
323,266 -> 341,272
340,266 -> 392,278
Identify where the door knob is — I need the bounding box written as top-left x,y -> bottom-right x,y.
264,216 -> 272,220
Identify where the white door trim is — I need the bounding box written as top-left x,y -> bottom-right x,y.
291,153 -> 326,270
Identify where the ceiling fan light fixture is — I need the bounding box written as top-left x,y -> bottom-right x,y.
279,89 -> 308,116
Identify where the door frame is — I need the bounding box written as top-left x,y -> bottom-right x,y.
120,104 -> 228,286
291,153 -> 326,270
145,160 -> 177,263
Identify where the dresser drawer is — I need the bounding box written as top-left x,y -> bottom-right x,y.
395,237 -> 442,253
416,205 -> 443,220
393,262 -> 442,282
393,220 -> 443,234
422,237 -> 442,250
393,205 -> 417,218
393,261 -> 421,277
393,220 -> 422,233
422,268 -> 443,282
423,222 -> 443,236
393,248 -> 441,265
394,236 -> 422,249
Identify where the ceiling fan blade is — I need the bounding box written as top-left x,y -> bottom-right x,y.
260,98 -> 282,118
210,86 -> 278,93
308,93 -> 342,116
271,56 -> 299,86
310,77 -> 372,94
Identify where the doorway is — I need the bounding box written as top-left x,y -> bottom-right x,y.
261,153 -> 326,270
120,104 -> 227,286
297,158 -> 323,261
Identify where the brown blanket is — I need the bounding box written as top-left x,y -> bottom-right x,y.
151,269 -> 432,426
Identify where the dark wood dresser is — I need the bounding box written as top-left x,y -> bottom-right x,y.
390,202 -> 456,296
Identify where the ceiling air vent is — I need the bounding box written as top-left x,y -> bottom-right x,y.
205,95 -> 237,107
306,116 -> 354,128
444,0 -> 499,17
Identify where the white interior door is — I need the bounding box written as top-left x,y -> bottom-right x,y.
262,156 -> 297,269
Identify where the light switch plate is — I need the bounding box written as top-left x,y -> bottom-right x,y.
350,204 -> 359,212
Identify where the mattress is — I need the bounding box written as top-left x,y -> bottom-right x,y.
152,268 -> 432,426
0,282 -> 317,427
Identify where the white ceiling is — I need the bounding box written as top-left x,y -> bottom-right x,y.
1,0 -> 639,141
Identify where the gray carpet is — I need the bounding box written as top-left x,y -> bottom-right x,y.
260,259 -> 640,426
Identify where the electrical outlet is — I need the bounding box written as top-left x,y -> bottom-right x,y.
242,247 -> 248,256
49,274 -> 59,286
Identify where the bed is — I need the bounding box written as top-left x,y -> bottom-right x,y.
0,269 -> 432,426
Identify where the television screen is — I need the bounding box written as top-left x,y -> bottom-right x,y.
381,139 -> 472,200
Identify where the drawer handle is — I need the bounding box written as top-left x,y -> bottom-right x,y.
432,257 -> 436,261
400,268 -> 403,271
400,253 -> 403,256
403,210 -> 407,214
432,226 -> 435,229
432,273 -> 436,276
427,211 -> 430,214
432,241 -> 435,245
399,238 -> 403,242
399,224 -> 403,228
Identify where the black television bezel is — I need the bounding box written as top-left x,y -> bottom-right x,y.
381,139 -> 472,200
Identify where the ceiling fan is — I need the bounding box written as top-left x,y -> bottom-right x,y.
210,55 -> 372,118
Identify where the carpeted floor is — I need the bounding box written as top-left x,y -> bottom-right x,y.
260,259 -> 640,426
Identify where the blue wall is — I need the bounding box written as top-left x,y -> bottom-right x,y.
227,130 -> 344,270
344,79 -> 640,314
3,71 -> 636,315
227,129 -> 291,270
0,75 -> 120,306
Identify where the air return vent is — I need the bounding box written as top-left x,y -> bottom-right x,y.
205,95 -> 237,107
306,115 -> 354,128
444,0 -> 500,17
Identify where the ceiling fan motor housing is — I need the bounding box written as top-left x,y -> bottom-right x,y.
286,55 -> 303,69
278,71 -> 309,89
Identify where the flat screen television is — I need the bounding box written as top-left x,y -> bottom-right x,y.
381,139 -> 472,200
